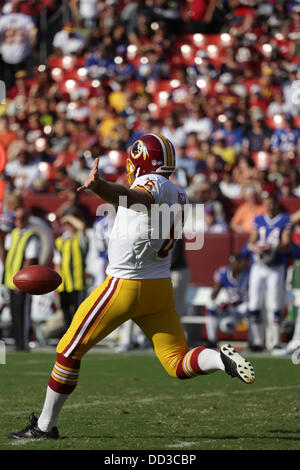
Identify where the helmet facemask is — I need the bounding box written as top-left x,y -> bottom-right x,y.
126,158 -> 139,186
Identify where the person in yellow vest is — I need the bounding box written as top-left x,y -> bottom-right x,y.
54,215 -> 88,330
3,207 -> 40,351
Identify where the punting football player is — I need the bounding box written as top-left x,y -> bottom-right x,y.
9,133 -> 255,440
247,193 -> 292,352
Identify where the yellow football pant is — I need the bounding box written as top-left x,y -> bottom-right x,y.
56,276 -> 190,378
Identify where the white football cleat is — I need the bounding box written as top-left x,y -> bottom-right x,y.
220,344 -> 255,384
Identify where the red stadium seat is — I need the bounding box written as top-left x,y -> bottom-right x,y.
294,116 -> 300,128
47,55 -> 79,71
58,79 -> 78,94
251,151 -> 271,169
47,56 -> 64,69
50,67 -> 63,82
64,68 -> 88,82
266,115 -> 285,130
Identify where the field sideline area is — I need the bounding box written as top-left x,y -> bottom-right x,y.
1,349 -> 300,451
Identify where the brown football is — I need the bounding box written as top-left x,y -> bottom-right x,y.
13,265 -> 62,295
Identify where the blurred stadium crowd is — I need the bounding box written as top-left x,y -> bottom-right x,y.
0,0 -> 300,351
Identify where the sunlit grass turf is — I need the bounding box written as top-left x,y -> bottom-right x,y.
0,350 -> 300,450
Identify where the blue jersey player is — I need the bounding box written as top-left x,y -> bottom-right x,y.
206,255 -> 249,347
247,194 -> 292,351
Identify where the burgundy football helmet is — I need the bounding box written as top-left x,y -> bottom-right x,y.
127,133 -> 176,185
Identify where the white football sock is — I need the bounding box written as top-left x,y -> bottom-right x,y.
250,322 -> 264,346
197,348 -> 225,373
206,316 -> 218,343
272,323 -> 280,347
37,386 -> 69,432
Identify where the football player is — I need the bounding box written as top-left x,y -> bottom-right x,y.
206,254 -> 249,348
9,133 -> 255,439
247,194 -> 292,351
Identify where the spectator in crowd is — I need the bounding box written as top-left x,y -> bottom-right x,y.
174,145 -> 198,178
204,203 -> 229,234
69,0 -> 99,28
282,64 -> 300,118
211,130 -> 236,167
7,69 -> 30,99
219,168 -> 242,199
53,214 -> 89,330
0,116 -> 17,150
1,206 -> 40,351
230,186 -> 265,234
183,105 -> 213,140
0,7 -> 37,88
267,89 -> 289,117
48,120 -> 71,154
55,188 -> 87,223
221,110 -> 244,154
244,108 -> 272,154
0,190 -> 20,275
52,21 -> 86,56
4,147 -> 43,190
271,114 -> 300,155
161,114 -> 186,149
186,0 -> 222,34
68,155 -> 91,186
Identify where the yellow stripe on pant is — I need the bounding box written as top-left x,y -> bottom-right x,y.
57,276 -> 189,377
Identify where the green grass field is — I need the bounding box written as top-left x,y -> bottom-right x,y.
1,349 -> 300,451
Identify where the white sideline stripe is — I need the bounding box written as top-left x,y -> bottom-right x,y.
4,384 -> 300,417
64,277 -> 118,357
9,439 -> 41,446
167,441 -> 198,448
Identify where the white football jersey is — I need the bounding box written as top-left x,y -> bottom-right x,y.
106,174 -> 188,279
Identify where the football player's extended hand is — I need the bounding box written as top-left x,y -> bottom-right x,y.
251,243 -> 270,255
77,157 -> 100,192
260,244 -> 272,252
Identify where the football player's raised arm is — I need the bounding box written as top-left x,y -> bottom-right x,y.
77,158 -> 152,210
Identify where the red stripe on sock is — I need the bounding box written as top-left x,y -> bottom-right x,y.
48,353 -> 81,394
176,357 -> 190,380
48,375 -> 78,394
190,347 -> 206,375
176,347 -> 207,379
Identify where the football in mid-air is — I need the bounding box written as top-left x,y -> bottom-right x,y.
13,265 -> 62,295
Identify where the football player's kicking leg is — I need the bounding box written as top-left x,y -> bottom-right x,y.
133,278 -> 255,383
8,276 -> 140,439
